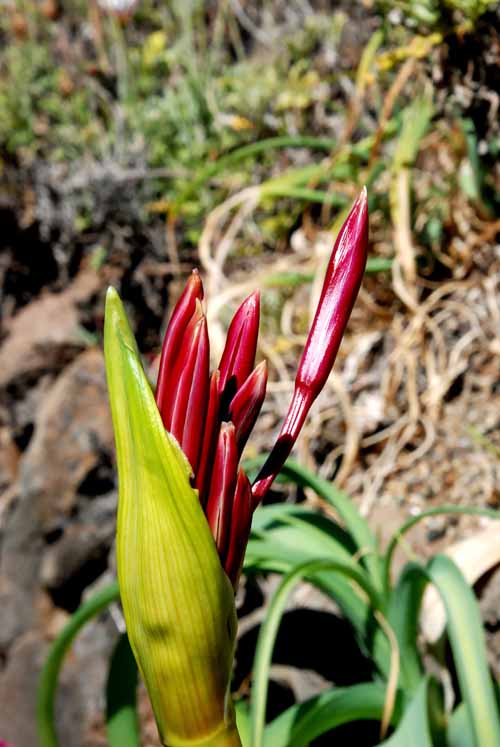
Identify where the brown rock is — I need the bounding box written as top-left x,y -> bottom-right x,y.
0,428 -> 20,524
41,503 -> 116,590
0,617 -> 118,747
20,347 -> 113,528
0,269 -> 101,390
0,348 -> 114,650
0,632 -> 47,746
0,427 -> 19,492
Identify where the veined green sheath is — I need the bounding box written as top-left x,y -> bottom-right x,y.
105,288 -> 240,747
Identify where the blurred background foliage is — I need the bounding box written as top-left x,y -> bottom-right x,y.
1,0 -> 499,275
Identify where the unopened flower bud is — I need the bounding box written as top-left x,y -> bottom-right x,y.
252,188 -> 368,502
105,289 -> 240,747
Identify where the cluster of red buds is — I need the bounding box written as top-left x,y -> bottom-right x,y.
154,188 -> 368,588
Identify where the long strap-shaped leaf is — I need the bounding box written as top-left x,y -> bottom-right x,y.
427,555 -> 500,747
388,565 -> 427,692
390,555 -> 500,747
377,678 -> 433,747
37,581 -> 121,747
246,457 -> 384,594
246,512 -> 391,677
265,682 -> 400,747
384,505 -> 500,591
248,558 -> 385,747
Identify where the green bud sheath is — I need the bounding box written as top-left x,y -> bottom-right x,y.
104,288 -> 240,747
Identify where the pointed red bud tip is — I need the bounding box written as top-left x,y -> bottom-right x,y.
206,423 -> 238,560
297,187 -> 368,398
156,270 -> 204,417
229,361 -> 268,455
218,291 -> 260,404
158,299 -> 205,428
168,310 -> 210,473
224,468 -> 252,588
252,189 -> 368,503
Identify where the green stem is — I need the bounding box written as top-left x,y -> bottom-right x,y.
37,581 -> 120,747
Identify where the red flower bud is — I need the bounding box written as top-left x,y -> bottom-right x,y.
229,361 -> 267,455
219,291 -> 260,407
206,423 -> 239,560
252,188 -> 368,503
224,469 -> 252,588
168,306 -> 210,473
151,189 -> 368,588
195,371 -> 221,507
156,270 -> 203,419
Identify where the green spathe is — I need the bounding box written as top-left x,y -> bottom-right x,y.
104,287 -> 240,747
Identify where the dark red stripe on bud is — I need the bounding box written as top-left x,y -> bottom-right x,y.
168,308 -> 210,473
252,188 -> 368,503
224,469 -> 252,589
218,291 -> 260,407
229,361 -> 267,455
156,270 -> 204,419
205,423 -> 238,561
195,371 -> 221,507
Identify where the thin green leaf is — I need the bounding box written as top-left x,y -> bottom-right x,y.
392,95 -> 433,171
249,559 -> 384,747
178,136 -> 337,204
106,633 -> 140,747
383,505 -> 500,592
247,458 -> 383,594
254,509 -> 357,558
427,555 -> 500,747
37,581 -> 120,747
447,703 -> 474,747
365,257 -> 394,273
263,272 -> 315,288
235,700 -> 252,747
245,533 -> 377,661
265,682 -> 400,747
355,30 -> 384,92
448,682 -> 500,747
245,515 -> 386,672
387,564 -> 427,691
261,185 -> 348,206
377,678 -> 433,747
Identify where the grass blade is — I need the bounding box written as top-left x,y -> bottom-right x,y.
447,703 -> 474,747
261,257 -> 393,288
235,700 -> 252,747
